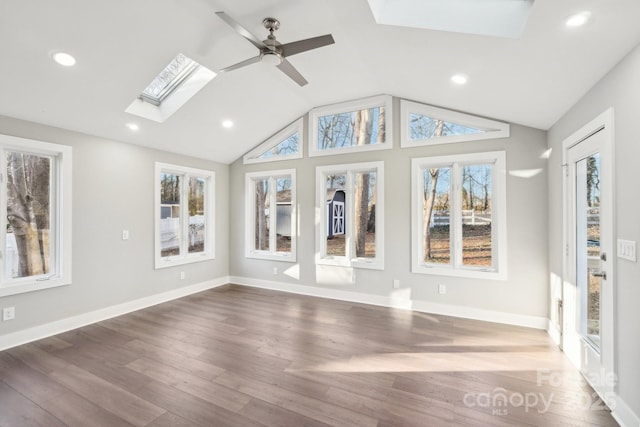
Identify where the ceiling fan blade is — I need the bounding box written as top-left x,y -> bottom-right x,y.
276,59 -> 308,86
218,55 -> 261,73
215,11 -> 266,51
280,34 -> 335,57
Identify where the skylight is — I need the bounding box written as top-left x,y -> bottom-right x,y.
140,54 -> 199,106
367,0 -> 534,39
126,53 -> 216,123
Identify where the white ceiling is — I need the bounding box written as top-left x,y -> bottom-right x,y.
1,0 -> 639,164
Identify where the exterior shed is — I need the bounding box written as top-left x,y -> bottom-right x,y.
326,189 -> 345,239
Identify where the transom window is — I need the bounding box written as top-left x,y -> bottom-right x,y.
243,119 -> 303,164
411,151 -> 507,279
0,135 -> 72,297
401,100 -> 509,147
316,161 -> 384,269
245,170 -> 296,261
155,163 -> 215,268
309,95 -> 393,157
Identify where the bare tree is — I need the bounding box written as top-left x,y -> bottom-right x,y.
422,120 -> 444,260
6,153 -> 50,277
354,109 -> 373,257
255,180 -> 269,250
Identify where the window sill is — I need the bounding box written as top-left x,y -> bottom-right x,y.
0,277 -> 71,297
317,257 -> 384,271
412,264 -> 507,281
245,252 -> 296,262
155,253 -> 214,269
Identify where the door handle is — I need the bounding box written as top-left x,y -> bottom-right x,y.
592,271 -> 607,280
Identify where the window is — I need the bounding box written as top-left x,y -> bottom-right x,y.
316,161 -> 384,269
400,100 -> 509,148
126,54 -> 216,123
0,134 -> 72,297
155,163 -> 215,268
245,170 -> 296,261
411,151 -> 506,279
309,95 -> 393,157
140,54 -> 200,106
243,119 -> 303,164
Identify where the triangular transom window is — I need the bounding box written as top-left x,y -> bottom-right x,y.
243,119 -> 303,164
401,100 -> 509,147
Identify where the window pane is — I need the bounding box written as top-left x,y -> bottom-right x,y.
188,176 -> 206,254
275,177 -> 292,253
255,178 -> 271,251
259,133 -> 299,159
461,164 -> 493,267
585,154 -> 601,338
5,152 -> 52,279
160,172 -> 181,257
353,171 -> 376,258
409,114 -> 484,141
326,174 -> 346,256
423,167 -> 451,265
318,107 -> 385,150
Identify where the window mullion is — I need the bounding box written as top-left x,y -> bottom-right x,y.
181,174 -> 189,256
269,177 -> 277,253
452,163 -> 463,268
345,170 -> 354,261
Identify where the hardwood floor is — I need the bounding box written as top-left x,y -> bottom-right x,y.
0,284 -> 618,426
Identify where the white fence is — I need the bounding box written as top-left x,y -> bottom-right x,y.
160,215 -> 205,251
430,210 -> 491,227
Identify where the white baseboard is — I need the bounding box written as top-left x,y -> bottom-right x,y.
230,276 -> 548,329
612,394 -> 640,427
0,276 -> 230,352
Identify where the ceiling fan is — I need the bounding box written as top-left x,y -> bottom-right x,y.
215,11 -> 335,86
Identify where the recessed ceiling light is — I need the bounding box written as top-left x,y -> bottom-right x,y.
52,52 -> 76,67
451,74 -> 468,85
222,120 -> 234,129
566,11 -> 591,28
126,123 -> 140,131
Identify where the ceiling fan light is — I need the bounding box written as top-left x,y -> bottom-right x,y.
261,51 -> 282,66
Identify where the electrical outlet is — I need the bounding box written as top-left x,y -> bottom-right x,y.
438,284 -> 447,295
3,307 -> 15,321
273,267 -> 278,275
393,279 -> 400,289
180,271 -> 185,280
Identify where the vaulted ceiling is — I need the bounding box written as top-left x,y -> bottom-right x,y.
1,0 -> 639,163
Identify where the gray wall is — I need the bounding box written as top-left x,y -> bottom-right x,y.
0,116 -> 229,336
230,98 -> 549,320
548,43 -> 640,419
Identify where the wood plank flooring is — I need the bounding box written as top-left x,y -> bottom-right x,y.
0,284 -> 618,426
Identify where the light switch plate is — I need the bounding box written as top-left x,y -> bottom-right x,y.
617,239 -> 636,262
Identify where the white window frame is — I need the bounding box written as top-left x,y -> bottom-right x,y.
309,95 -> 393,157
400,100 -> 510,148
243,119 -> 303,164
316,161 -> 384,270
0,134 -> 72,297
154,162 -> 215,269
411,151 -> 507,280
245,169 -> 297,262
